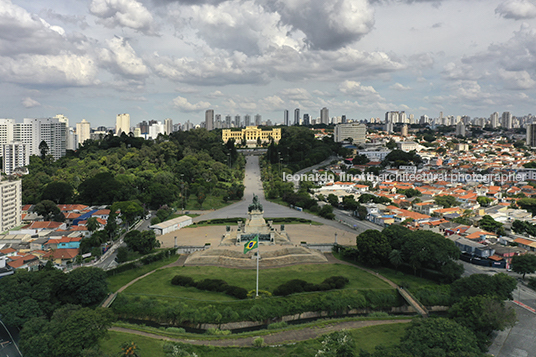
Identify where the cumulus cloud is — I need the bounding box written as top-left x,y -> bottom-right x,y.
185,1 -> 301,55
279,88 -> 312,101
98,37 -> 149,77
499,69 -> 536,89
172,96 -> 211,111
90,0 -> 156,35
268,0 -> 375,50
339,80 -> 381,98
0,54 -> 99,86
0,0 -> 68,56
496,0 -> 536,20
390,83 -> 412,91
21,97 -> 40,108
441,62 -> 480,80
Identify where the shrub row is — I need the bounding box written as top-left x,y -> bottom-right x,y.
273,276 -> 349,296
106,248 -> 177,277
112,288 -> 401,325
171,275 -> 248,300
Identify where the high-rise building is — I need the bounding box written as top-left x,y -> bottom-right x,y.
234,115 -> 241,127
116,113 -> 130,135
341,115 -> 347,124
66,127 -> 77,151
254,114 -> 261,126
284,110 -> 289,126
320,107 -> 329,125
53,114 -> 69,128
294,108 -> 300,125
303,114 -> 310,126
334,123 -> 367,143
244,114 -> 251,127
164,118 -> 173,134
456,122 -> 466,137
527,124 -> 536,148
490,112 -> 499,128
225,115 -> 232,128
205,110 -> 214,131
2,142 -> 29,175
502,112 -> 512,129
76,119 -> 91,147
149,121 -> 165,139
0,178 -> 22,232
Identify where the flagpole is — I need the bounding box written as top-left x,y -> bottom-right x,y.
256,238 -> 259,297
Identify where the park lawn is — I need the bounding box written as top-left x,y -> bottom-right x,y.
100,331 -> 167,357
106,255 -> 180,293
122,263 -> 393,299
101,323 -> 407,357
184,195 -> 238,211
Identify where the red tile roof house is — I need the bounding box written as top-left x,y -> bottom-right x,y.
43,249 -> 79,267
7,254 -> 40,271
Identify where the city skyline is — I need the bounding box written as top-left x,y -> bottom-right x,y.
2,1 -> 536,126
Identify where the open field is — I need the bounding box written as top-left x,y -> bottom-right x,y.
106,255 -> 180,293
122,263 -> 393,300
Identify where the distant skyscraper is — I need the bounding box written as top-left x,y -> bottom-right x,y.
205,109 -> 214,131
284,110 -> 289,126
502,112 -> 512,129
54,114 -> 69,128
244,114 -> 251,127
215,114 -> 222,129
294,108 -> 300,125
76,119 -> 91,146
490,112 -> 499,128
234,115 -> 241,127
225,115 -> 232,128
527,124 -> 536,148
320,107 -> 329,125
254,114 -> 261,126
401,124 -> 408,137
0,178 -> 21,232
341,115 -> 347,124
164,118 -> 173,134
303,114 -> 310,126
116,113 -> 130,135
456,122 -> 466,137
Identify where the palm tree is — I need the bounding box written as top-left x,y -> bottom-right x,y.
389,249 -> 403,271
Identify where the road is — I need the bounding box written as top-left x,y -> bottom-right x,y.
192,155 -> 382,235
0,320 -> 21,357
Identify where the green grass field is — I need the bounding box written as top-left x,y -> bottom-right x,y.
101,323 -> 407,357
106,255 -> 180,293
122,263 -> 393,300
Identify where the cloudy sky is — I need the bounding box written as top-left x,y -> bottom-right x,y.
2,0 -> 536,127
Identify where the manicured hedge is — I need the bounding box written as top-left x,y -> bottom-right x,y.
273,276 -> 349,296
170,275 -> 248,300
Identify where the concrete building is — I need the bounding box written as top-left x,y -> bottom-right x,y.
502,111 -> 512,129
294,108 -> 300,125
254,114 -> 261,126
284,110 -> 289,126
205,109 -> 214,131
149,215 -> 193,236
490,112 -> 499,128
401,124 -> 408,137
0,179 -> 22,233
244,114 -> 251,127
527,123 -> 536,148
76,119 -> 91,147
320,107 -> 329,125
455,121 -> 466,137
116,113 -> 130,135
164,118 -> 173,134
222,126 -> 281,144
334,123 -> 367,143
397,141 -> 419,152
2,142 -> 29,175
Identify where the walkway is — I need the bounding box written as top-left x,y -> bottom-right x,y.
110,319 -> 411,347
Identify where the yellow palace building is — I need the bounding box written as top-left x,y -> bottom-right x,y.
222,126 -> 281,144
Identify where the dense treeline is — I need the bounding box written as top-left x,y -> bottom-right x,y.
342,225 -> 464,283
265,126 -> 350,172
22,129 -> 244,208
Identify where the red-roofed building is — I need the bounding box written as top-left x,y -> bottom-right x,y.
7,254 -> 40,271
24,221 -> 66,232
43,249 -> 79,266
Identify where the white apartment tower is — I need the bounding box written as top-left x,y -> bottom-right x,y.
205,110 -> 214,131
116,113 -> 130,135
0,179 -> 22,232
490,112 -> 500,128
76,119 -> 91,147
502,112 -> 512,129
2,142 -> 30,175
164,118 -> 173,134
334,123 -> 367,143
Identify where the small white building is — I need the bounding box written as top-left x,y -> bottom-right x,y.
149,215 -> 193,236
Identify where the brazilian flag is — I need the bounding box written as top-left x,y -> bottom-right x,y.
243,235 -> 258,254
